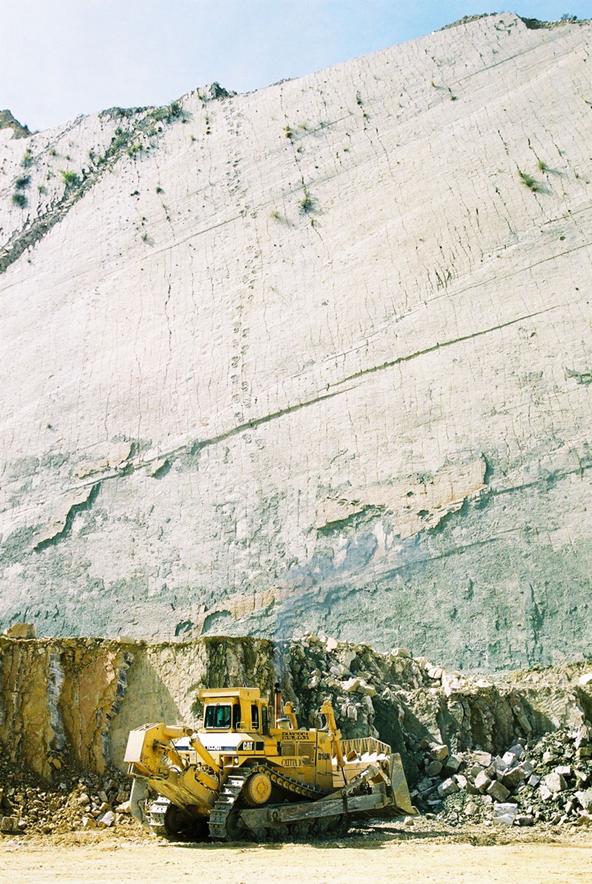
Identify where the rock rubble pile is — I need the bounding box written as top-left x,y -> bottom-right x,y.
413,725 -> 592,828
0,757 -> 136,837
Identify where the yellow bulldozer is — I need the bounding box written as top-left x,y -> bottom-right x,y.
124,684 -> 416,841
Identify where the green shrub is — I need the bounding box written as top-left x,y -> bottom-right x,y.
60,169 -> 80,187
21,149 -> 33,168
149,101 -> 184,124
15,175 -> 31,190
111,130 -> 130,152
518,169 -> 543,192
299,188 -> 316,214
126,142 -> 143,157
12,192 -> 27,207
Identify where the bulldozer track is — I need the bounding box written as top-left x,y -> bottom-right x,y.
208,764 -> 327,841
244,765 -> 349,841
208,773 -> 247,840
254,764 -> 325,801
146,797 -> 171,837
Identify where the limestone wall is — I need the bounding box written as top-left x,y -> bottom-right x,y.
1,15 -> 591,668
0,635 -> 590,782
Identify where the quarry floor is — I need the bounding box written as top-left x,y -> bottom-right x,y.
2,822 -> 591,883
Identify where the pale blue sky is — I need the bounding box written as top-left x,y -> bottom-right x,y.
2,2 -> 589,131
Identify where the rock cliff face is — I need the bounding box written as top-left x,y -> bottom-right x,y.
1,635 -> 590,782
1,14 -> 591,669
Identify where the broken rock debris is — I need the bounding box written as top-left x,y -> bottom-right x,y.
412,726 -> 592,828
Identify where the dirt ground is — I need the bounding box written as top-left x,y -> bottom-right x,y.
1,821 -> 591,884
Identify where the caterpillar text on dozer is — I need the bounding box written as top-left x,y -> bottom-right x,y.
124,684 -> 416,841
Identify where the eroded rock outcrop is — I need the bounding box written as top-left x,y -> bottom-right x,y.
1,634 -> 590,786
0,110 -> 31,140
1,14 -> 592,667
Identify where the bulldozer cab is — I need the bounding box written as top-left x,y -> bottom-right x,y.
198,687 -> 269,734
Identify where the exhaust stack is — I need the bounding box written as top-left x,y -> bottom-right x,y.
273,682 -> 282,726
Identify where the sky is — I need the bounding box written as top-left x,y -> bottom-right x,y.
2,1 -> 590,131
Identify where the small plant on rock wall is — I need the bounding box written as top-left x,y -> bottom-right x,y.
60,169 -> 80,188
169,101 -> 183,118
109,127 -> 135,155
12,192 -> 27,208
270,208 -> 289,224
126,142 -> 144,158
149,101 -> 185,124
299,188 -> 316,214
518,168 -> 544,192
21,149 -> 33,168
15,175 -> 30,190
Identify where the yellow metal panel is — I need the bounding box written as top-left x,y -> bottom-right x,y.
198,687 -> 261,701
124,728 -> 150,763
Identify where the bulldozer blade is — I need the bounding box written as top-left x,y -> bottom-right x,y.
389,753 -> 417,816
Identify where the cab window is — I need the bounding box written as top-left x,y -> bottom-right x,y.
251,704 -> 259,730
205,704 -> 231,729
